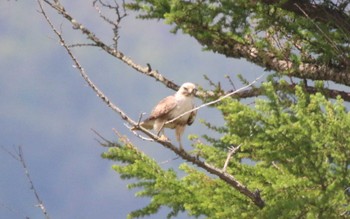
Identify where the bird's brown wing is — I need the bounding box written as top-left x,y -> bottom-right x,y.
140,95 -> 177,130
147,95 -> 177,120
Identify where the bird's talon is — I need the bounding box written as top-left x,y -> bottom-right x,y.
159,134 -> 170,142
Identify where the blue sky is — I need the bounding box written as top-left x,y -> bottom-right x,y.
0,1 -> 264,218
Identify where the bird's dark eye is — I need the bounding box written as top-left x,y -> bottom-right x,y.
184,87 -> 188,91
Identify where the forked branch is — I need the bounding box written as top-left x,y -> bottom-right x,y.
222,144 -> 241,172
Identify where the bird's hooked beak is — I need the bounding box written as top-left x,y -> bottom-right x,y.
191,88 -> 198,95
185,87 -> 197,96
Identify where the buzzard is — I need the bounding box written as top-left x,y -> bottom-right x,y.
139,82 -> 197,149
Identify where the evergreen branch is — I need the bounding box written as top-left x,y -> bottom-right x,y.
216,37 -> 350,86
222,82 -> 350,102
294,3 -> 342,56
261,0 -> 350,32
154,140 -> 265,208
155,1 -> 350,87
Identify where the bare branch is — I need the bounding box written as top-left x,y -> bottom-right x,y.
221,81 -> 350,102
272,161 -> 284,174
17,146 -> 50,219
68,43 -> 98,48
41,0 -> 179,92
0,200 -> 30,219
38,0 -> 135,126
112,128 -> 133,146
1,145 -> 50,219
125,124 -> 155,142
1,145 -> 20,161
222,144 -> 241,173
178,13 -> 350,87
137,112 -> 146,125
225,74 -> 237,90
159,156 -> 180,165
91,128 -> 113,147
93,0 -> 127,49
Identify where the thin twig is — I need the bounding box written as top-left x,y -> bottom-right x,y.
1,146 -> 50,219
225,74 -> 237,90
1,145 -> 20,161
125,123 -> 155,142
91,128 -> 109,142
91,128 -> 113,146
112,128 -> 132,145
17,147 -> 50,219
68,43 -> 98,48
222,144 -> 241,172
0,200 -> 30,219
113,128 -> 140,147
93,0 -> 127,50
93,2 -> 115,26
159,156 -> 180,164
272,161 -> 284,174
137,112 -> 146,125
294,3 -> 342,55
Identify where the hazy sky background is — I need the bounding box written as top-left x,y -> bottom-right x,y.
0,1 -> 264,218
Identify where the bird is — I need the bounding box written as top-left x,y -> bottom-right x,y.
137,82 -> 197,150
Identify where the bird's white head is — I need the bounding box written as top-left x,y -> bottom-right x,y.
177,82 -> 197,97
